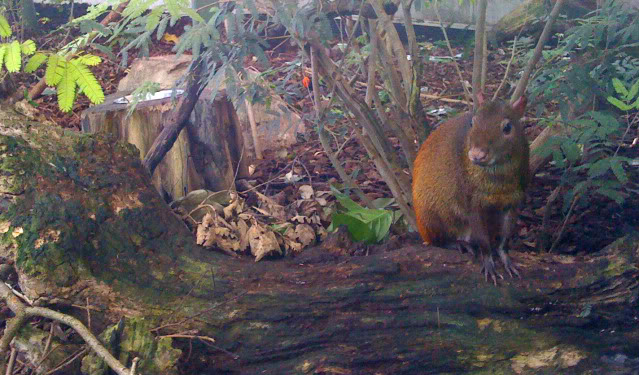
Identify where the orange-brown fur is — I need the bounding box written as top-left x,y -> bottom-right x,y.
412,97 -> 529,281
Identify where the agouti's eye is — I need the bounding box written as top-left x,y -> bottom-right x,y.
502,122 -> 512,135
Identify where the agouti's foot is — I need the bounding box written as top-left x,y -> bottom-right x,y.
480,254 -> 503,286
498,250 -> 521,278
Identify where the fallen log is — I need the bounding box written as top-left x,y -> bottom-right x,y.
0,108 -> 637,374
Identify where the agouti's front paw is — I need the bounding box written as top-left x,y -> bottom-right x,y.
480,254 -> 503,286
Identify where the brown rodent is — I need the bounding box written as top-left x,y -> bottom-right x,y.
411,93 -> 529,284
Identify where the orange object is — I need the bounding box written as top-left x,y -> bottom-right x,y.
302,76 -> 311,90
411,93 -> 529,283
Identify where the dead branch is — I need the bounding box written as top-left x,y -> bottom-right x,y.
0,281 -> 131,375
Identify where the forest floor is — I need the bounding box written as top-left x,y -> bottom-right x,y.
20,3 -> 639,261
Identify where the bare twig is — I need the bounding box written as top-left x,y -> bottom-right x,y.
493,36 -> 519,100
549,193 -> 580,253
5,347 -> 16,375
0,281 -> 131,375
44,347 -> 87,375
130,357 -> 140,375
432,1 -> 472,105
244,98 -> 263,159
511,0 -> 566,104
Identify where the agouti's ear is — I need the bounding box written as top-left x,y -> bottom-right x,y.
511,95 -> 527,118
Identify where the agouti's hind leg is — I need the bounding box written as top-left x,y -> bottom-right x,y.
497,242 -> 520,278
480,253 -> 503,286
496,210 -> 521,278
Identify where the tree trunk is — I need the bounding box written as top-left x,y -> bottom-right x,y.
0,109 -> 638,374
81,89 -> 244,202
20,0 -> 39,35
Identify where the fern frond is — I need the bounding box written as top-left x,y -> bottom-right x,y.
124,0 -> 158,19
146,7 -> 164,31
25,52 -> 47,73
0,45 -> 6,71
0,14 -> 10,38
74,54 -> 102,66
20,40 -> 36,56
68,60 -> 104,105
57,68 -> 77,112
45,55 -> 67,86
5,41 -> 21,72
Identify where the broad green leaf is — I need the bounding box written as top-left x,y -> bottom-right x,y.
57,68 -> 77,112
331,213 -> 375,243
25,53 -> 48,73
4,41 -> 21,72
45,55 -> 67,86
607,96 -> 632,111
68,60 -> 104,105
0,14 -> 10,37
612,77 -> 628,97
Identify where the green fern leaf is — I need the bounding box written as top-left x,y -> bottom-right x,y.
45,55 -> 67,86
0,14 -> 11,38
0,45 -> 6,71
165,0 -> 181,19
74,54 -> 102,66
146,7 -> 163,31
21,40 -> 36,56
5,41 -> 21,72
123,0 -> 157,19
25,53 -> 48,73
57,68 -> 77,112
68,60 -> 104,105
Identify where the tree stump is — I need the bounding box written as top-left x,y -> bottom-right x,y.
81,89 -> 245,202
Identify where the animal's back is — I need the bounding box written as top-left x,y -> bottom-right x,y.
411,112 -> 473,245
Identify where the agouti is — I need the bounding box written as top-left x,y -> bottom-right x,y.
412,93 -> 529,284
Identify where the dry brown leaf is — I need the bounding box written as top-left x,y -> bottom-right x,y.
294,224 -> 316,247
247,221 -> 282,262
255,192 -> 286,220
299,185 -> 314,200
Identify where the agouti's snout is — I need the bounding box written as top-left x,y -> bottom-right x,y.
468,147 -> 491,166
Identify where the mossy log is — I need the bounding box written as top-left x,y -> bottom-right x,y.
0,109 -> 638,374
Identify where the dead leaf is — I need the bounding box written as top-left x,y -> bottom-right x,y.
247,221 -> 282,261
299,185 -> 314,200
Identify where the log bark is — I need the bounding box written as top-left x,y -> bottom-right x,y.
0,109 -> 638,374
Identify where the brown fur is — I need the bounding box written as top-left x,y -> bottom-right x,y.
412,98 -> 529,254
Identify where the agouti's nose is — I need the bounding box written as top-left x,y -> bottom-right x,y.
468,148 -> 489,165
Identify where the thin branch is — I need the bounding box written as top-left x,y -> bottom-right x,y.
432,1 -> 472,105
472,0 -> 488,108
511,0 -> 566,104
493,36 -> 519,100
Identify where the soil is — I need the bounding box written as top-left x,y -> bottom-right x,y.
23,4 -> 639,261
